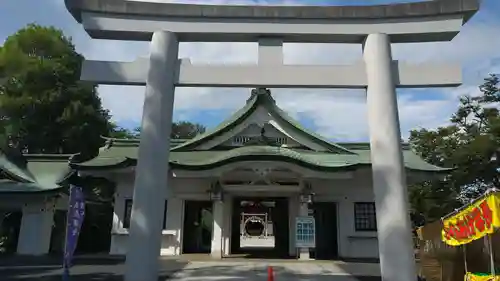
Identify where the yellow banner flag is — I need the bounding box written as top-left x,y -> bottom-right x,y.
465,272 -> 500,281
442,192 -> 500,246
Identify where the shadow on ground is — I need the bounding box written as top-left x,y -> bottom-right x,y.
0,256 -> 188,281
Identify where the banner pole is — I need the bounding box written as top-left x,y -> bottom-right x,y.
488,234 -> 496,277
62,185 -> 73,281
463,245 -> 468,273
61,184 -> 85,281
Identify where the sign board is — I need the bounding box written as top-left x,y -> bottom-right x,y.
295,216 -> 315,248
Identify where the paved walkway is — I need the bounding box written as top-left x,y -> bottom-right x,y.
0,256 -> 381,281
168,260 -> 381,281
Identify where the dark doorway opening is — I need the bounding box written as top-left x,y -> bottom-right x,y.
76,203 -> 113,254
50,210 -> 67,254
230,197 -> 290,259
182,201 -> 213,254
0,211 -> 22,254
309,202 -> 339,260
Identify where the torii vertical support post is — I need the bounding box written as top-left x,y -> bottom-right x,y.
124,31 -> 178,281
363,33 -> 416,281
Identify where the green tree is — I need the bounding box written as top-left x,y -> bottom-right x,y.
108,123 -> 137,139
0,24 -> 120,253
409,74 -> 500,223
0,24 -> 112,155
133,121 -> 206,139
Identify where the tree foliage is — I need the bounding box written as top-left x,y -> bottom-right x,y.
409,74 -> 500,223
0,24 -> 208,253
0,24 -> 117,254
108,123 -> 137,139
0,24 -> 112,155
132,120 -> 206,139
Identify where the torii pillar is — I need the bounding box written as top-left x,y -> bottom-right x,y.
123,31 -> 178,281
64,1 -> 480,281
363,33 -> 415,281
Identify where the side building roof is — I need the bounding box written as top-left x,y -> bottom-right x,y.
0,147 -> 75,194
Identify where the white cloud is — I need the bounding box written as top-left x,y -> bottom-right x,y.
63,0 -> 500,141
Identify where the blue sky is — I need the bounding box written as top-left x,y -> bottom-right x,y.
1,0 -> 500,141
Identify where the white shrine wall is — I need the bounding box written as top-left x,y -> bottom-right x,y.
108,168 -> 380,259
109,173 -> 210,256
0,194 -> 69,255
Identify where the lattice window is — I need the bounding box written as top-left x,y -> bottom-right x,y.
123,199 -> 168,229
232,136 -> 288,146
354,202 -> 377,231
232,136 -> 251,145
276,137 -> 288,145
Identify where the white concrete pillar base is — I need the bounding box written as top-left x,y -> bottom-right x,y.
165,198 -> 183,256
211,200 -> 224,259
222,196 -> 232,256
17,203 -> 54,255
210,250 -> 223,259
299,248 -> 311,260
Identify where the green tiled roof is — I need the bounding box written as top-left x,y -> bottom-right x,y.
0,179 -> 63,193
172,88 -> 354,154
0,148 -> 74,193
73,138 -> 449,173
0,147 -> 37,183
72,88 -> 450,174
25,155 -> 74,187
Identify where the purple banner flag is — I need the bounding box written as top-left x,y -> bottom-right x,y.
62,185 -> 85,280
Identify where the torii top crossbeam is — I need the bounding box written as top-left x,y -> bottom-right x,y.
65,0 -> 480,43
64,0 -> 480,89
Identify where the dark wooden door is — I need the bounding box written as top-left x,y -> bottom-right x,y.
310,202 -> 339,260
182,201 -> 213,254
273,198 -> 289,258
230,198 -> 241,254
50,210 -> 66,254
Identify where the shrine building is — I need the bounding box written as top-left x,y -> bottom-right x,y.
0,88 -> 448,260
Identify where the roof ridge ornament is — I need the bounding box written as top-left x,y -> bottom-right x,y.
242,125 -> 281,147
105,138 -> 113,148
247,88 -> 275,104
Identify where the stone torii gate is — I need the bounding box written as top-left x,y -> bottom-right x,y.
65,1 -> 480,281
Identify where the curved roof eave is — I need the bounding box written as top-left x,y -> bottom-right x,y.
72,152 -> 450,174
171,96 -> 258,151
71,158 -> 136,171
171,161 -> 452,173
0,153 -> 37,184
0,180 -> 65,195
170,154 -> 361,172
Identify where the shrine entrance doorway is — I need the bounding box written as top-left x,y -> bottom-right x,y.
182,201 -> 213,254
230,197 -> 290,258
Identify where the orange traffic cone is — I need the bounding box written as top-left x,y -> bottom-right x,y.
267,266 -> 274,281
